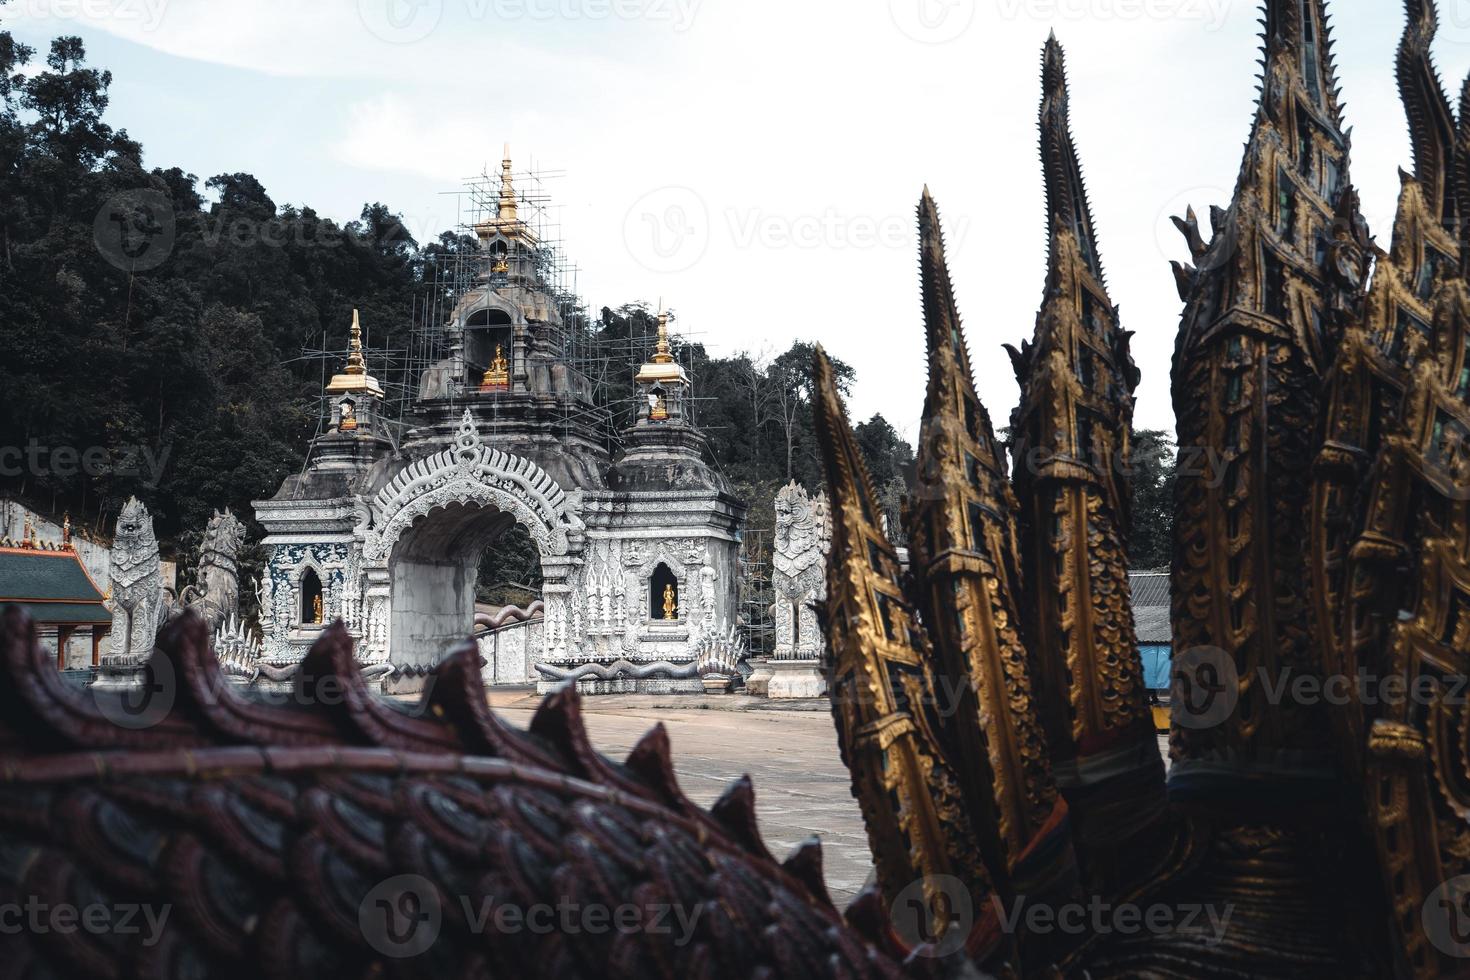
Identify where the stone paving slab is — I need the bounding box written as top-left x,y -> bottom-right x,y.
483,688 -> 1174,908
489,688 -> 830,713
487,689 -> 876,906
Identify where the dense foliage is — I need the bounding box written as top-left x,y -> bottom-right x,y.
1127,429 -> 1176,571
0,23 -> 418,542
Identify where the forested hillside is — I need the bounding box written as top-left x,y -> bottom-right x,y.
0,14 -> 1172,576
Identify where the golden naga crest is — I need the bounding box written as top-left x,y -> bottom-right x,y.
816,3 -> 1470,975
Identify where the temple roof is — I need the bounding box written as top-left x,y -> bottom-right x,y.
0,545 -> 111,626
1129,570 -> 1170,645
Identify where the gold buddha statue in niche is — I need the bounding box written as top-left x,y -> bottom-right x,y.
662,583 -> 677,621
481,345 -> 510,391
650,393 -> 669,422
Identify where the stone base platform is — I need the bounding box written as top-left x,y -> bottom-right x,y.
767,659 -> 827,699
553,676 -> 707,696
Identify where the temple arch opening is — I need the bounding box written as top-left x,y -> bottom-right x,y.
387,501 -> 542,664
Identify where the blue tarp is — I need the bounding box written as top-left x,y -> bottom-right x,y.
1140,644 -> 1171,691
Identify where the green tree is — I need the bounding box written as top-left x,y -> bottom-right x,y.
0,29 -> 423,546
854,414 -> 914,490
1128,429 -> 1175,570
477,524 -> 544,608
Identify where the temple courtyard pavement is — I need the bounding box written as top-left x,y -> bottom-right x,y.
483,689 -> 1173,907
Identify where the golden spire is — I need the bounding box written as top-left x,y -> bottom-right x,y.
473,144 -> 538,248
345,309 -> 367,375
652,311 -> 674,363
635,309 -> 689,386
497,143 -> 518,225
326,309 -> 385,399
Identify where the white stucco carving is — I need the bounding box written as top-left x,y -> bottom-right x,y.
365,411 -> 582,564
770,481 -> 831,662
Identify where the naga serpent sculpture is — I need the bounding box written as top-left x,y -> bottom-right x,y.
5,1 -> 1470,976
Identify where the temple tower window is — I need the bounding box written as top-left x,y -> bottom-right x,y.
300,568 -> 324,625
650,564 -> 679,621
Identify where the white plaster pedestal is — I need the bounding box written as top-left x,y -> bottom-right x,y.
702,674 -> 734,694
744,657 -> 773,696
766,659 -> 827,699
89,656 -> 147,694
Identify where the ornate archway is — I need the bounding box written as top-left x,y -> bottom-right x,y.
359,412 -> 584,678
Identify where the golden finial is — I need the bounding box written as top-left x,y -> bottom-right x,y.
635,309 -> 689,387
326,308 -> 385,399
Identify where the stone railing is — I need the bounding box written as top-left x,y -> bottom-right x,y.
477,607 -> 546,686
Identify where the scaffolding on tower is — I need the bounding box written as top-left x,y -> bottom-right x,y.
295,157 -> 726,465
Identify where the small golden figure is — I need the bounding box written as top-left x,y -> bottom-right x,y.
339,400 -> 358,432
492,254 -> 510,275
481,345 -> 510,391
312,594 -> 324,624
662,583 -> 677,621
650,393 -> 669,422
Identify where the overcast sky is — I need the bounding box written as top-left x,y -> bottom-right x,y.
7,0 -> 1466,443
